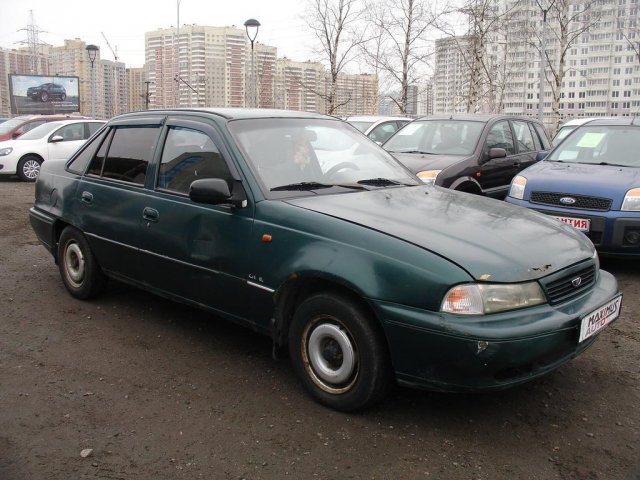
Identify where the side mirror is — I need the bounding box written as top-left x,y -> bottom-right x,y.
488,147 -> 507,159
189,178 -> 247,208
12,132 -> 22,139
50,135 -> 64,143
536,151 -> 548,161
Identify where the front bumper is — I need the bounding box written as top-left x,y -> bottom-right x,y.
507,198 -> 640,256
374,269 -> 619,391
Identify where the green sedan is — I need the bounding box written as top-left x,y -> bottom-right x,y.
29,109 -> 621,411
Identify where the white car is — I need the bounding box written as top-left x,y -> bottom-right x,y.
552,117 -> 617,146
345,116 -> 412,144
0,119 -> 105,181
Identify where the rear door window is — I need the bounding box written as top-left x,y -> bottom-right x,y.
88,126 -> 161,185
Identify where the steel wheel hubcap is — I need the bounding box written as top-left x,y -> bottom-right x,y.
64,242 -> 85,287
306,322 -> 356,390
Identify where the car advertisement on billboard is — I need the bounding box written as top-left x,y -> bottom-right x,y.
8,74 -> 80,115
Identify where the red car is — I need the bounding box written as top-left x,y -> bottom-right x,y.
0,114 -> 86,142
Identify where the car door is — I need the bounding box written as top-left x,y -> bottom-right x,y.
478,120 -> 518,198
76,118 -> 164,280
46,123 -> 87,161
138,117 -> 268,326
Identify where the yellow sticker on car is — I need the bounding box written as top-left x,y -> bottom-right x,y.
576,132 -> 606,148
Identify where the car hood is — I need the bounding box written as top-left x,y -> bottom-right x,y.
285,186 -> 593,282
522,161 -> 640,206
389,152 -> 470,173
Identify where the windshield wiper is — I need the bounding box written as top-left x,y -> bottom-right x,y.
357,178 -> 411,187
271,182 -> 334,191
391,149 -> 433,154
597,162 -> 627,167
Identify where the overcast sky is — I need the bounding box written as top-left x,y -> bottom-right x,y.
0,0 -> 319,68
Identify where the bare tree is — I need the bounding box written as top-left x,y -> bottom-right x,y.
305,0 -> 365,114
366,0 -> 436,115
533,0 -> 600,134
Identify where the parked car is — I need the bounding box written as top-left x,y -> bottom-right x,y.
0,117 -> 8,124
345,116 -> 412,144
507,117 -> 640,256
30,108 -> 620,411
0,119 -> 105,181
552,117 -> 616,146
0,114 -> 87,142
383,114 -> 552,198
27,83 -> 67,102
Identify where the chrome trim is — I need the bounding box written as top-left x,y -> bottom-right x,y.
247,281 -> 274,293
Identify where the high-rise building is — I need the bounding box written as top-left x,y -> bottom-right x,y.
275,58 -> 326,112
48,39 -> 104,118
331,73 -> 379,116
433,36 -> 474,114
127,67 -> 148,112
101,59 -> 127,118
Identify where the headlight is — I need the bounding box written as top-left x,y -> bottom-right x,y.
417,170 -> 441,184
441,282 -> 546,315
621,188 -> 640,211
0,147 -> 13,156
592,249 -> 600,272
508,175 -> 527,200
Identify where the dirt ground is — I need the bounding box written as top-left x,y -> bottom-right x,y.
0,177 -> 638,480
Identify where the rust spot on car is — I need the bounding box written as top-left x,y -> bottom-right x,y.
531,264 -> 553,272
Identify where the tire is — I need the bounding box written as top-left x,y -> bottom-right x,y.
288,292 -> 393,412
40,91 -> 49,102
17,156 -> 42,182
60,93 -> 67,101
57,226 -> 106,300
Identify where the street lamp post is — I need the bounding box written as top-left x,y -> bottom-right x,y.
244,18 -> 260,108
86,44 -> 99,119
536,0 -> 556,124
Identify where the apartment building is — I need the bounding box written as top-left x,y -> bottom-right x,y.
48,39 -> 105,118
274,58 -> 326,112
433,0 -> 640,127
101,59 -> 127,118
127,67 -> 147,112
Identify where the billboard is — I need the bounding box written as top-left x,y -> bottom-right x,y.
8,74 -> 80,115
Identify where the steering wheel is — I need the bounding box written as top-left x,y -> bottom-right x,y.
324,161 -> 360,180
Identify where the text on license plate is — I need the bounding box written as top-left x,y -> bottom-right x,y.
552,215 -> 590,232
579,294 -> 622,343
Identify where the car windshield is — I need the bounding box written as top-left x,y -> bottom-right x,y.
348,121 -> 375,133
384,120 -> 484,156
228,118 -> 420,196
17,122 -> 65,140
552,125 -> 577,146
0,118 -> 30,135
547,125 -> 640,167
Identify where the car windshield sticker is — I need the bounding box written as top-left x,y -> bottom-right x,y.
576,132 -> 606,149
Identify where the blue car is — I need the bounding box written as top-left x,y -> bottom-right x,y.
506,118 -> 640,256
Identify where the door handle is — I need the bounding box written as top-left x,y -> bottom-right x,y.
142,207 -> 159,222
80,191 -> 93,204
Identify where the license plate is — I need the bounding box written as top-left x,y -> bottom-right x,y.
579,294 -> 622,343
552,215 -> 590,232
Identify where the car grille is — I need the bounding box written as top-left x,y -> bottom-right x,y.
530,191 -> 612,211
540,264 -> 596,305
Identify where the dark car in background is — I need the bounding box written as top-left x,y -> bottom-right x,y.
506,117 -> 640,256
29,108 -> 620,411
383,114 -> 552,198
27,83 -> 67,102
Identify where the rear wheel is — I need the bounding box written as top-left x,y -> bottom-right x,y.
17,156 -> 42,182
57,226 -> 106,299
288,292 -> 392,411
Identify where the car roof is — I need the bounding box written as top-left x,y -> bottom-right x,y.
113,108 -> 332,121
345,115 -> 412,122
414,114 -> 541,123
577,117 -> 640,127
560,117 -> 629,127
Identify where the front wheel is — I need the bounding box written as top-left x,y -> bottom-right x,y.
57,227 -> 106,299
288,292 -> 392,411
60,93 -> 67,101
40,91 -> 49,102
17,156 -> 42,182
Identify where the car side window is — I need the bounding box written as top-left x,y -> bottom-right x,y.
158,126 -> 232,195
368,122 -> 397,144
68,128 -> 110,175
18,121 -> 45,135
87,122 -> 103,137
486,121 -> 515,155
512,120 -> 536,152
97,126 -> 161,184
55,123 -> 84,141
